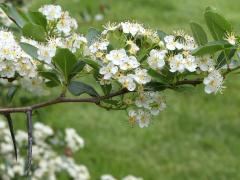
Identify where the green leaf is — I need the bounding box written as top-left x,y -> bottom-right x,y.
0,3 -> 27,28
192,40 -> 232,56
145,82 -> 169,91
84,58 -> 99,70
216,48 -> 237,68
157,30 -> 167,40
148,69 -> 169,83
19,42 -> 38,59
22,23 -> 46,42
27,12 -> 47,29
39,71 -> 61,87
204,9 -> 232,40
190,22 -> 208,45
68,61 -> 86,80
52,48 -> 77,81
101,84 -> 112,95
86,28 -> 101,45
68,81 -> 99,97
7,86 -> 18,102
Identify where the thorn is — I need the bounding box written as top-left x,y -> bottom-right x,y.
4,113 -> 18,161
25,110 -> 33,175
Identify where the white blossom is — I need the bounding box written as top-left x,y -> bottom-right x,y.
169,54 -> 185,73
39,5 -> 62,21
106,49 -> 128,65
100,63 -> 119,80
203,70 -> 224,94
65,128 -> 85,152
164,35 -> 183,50
119,56 -> 140,70
147,49 -> 167,70
118,75 -> 136,91
121,22 -> 145,36
197,55 -> 215,72
133,68 -> 151,84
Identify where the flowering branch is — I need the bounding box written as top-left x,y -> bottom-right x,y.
0,3 -> 240,173
0,88 -> 130,114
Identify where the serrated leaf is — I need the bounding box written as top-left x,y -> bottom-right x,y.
86,28 -> 101,45
22,23 -> 46,42
27,12 -> 47,29
19,42 -> 38,59
52,48 -> 77,81
190,22 -> 208,45
216,48 -> 237,69
0,3 -> 27,28
204,10 -> 232,40
101,84 -> 112,95
68,61 -> 86,80
39,71 -> 61,87
84,58 -> 99,70
68,81 -> 99,97
148,69 -> 169,83
192,40 -> 232,56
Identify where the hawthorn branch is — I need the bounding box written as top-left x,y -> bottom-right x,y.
0,88 -> 129,114
1,65 -> 239,115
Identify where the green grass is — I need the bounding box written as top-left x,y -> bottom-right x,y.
11,0 -> 240,179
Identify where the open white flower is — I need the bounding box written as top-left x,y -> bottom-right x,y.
164,35 -> 183,50
89,41 -> 109,54
169,54 -> 185,73
133,68 -> 151,84
37,45 -> 56,64
147,49 -> 167,70
118,75 -> 136,91
106,49 -> 128,65
56,12 -> 78,35
119,56 -> 140,70
39,5 -> 62,21
136,110 -> 151,128
185,55 -> 197,72
203,70 -> 224,94
196,55 -> 215,72
100,63 -> 118,80
121,22 -> 145,36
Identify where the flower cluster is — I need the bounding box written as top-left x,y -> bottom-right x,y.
39,5 -> 77,35
0,30 -> 37,78
85,21 -> 226,127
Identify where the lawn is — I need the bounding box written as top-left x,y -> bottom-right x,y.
11,0 -> 240,179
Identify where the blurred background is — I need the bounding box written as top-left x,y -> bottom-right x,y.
5,0 -> 240,179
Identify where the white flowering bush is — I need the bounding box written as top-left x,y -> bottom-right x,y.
0,119 -> 142,180
0,119 -> 89,179
0,3 -> 239,172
